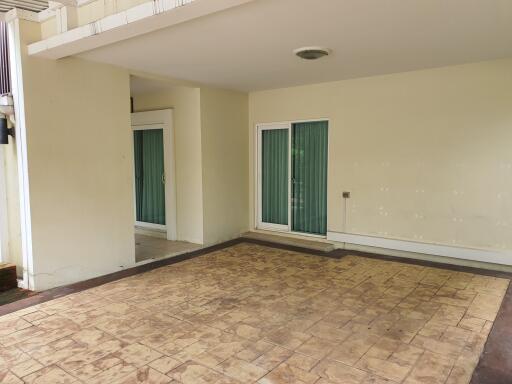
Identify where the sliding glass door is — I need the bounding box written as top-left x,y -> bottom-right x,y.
257,121 -> 328,236
291,121 -> 328,235
258,124 -> 290,231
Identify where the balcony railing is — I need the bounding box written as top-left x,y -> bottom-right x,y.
0,21 -> 10,95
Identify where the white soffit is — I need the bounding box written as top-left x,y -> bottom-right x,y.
34,0 -> 512,91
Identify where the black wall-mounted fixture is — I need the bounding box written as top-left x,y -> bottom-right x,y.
0,116 -> 14,144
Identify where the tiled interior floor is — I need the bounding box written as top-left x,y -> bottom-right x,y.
0,243 -> 509,384
135,234 -> 202,263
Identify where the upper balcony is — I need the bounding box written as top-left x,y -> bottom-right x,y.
0,0 -> 252,60
0,21 -> 9,96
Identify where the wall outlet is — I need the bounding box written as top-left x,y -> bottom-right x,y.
343,191 -> 351,198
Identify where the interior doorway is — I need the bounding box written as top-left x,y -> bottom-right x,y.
131,110 -> 177,241
131,110 -> 202,263
129,76 -> 203,263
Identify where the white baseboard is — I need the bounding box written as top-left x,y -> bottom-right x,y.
327,231 -> 512,266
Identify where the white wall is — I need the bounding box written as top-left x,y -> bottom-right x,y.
249,59 -> 512,257
18,20 -> 135,290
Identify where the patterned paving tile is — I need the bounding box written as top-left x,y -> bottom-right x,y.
0,243 -> 508,383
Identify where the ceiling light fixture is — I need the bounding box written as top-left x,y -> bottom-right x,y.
294,46 -> 331,60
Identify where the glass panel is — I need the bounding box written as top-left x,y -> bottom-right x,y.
133,129 -> 166,225
291,121 -> 328,235
261,129 -> 289,225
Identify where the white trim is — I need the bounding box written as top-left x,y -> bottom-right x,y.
7,19 -> 35,289
327,231 -> 512,266
0,146 -> 8,263
257,118 -> 331,127
131,109 -> 177,241
255,119 -> 330,238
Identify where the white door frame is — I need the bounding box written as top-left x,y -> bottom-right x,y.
255,119 -> 329,238
131,110 -> 177,241
256,122 -> 291,232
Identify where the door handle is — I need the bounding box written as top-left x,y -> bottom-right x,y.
162,173 -> 166,184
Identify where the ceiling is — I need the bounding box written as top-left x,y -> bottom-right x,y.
79,0 -> 512,92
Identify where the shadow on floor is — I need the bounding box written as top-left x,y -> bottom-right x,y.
0,288 -> 37,306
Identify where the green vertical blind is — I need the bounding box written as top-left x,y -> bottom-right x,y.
291,121 -> 328,235
133,129 -> 166,225
261,129 -> 289,225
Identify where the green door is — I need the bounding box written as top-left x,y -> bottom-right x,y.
133,129 -> 166,225
291,121 -> 328,235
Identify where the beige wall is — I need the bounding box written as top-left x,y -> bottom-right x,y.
19,20 -> 135,290
0,144 -> 22,274
132,85 -> 250,245
132,86 -> 204,244
249,59 -> 512,253
200,87 -> 249,245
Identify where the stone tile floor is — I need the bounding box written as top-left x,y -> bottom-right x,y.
0,243 -> 509,383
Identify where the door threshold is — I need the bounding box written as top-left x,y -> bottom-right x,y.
243,230 -> 335,253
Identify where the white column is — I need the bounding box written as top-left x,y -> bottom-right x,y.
7,18 -> 34,289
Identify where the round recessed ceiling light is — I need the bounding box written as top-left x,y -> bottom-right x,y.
294,46 -> 331,60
